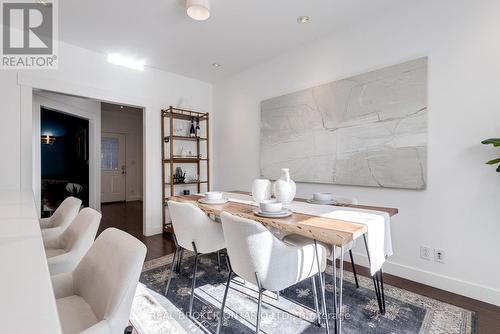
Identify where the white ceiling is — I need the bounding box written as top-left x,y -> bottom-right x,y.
59,0 -> 402,82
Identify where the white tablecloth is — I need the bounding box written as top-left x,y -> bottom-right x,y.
221,192 -> 392,275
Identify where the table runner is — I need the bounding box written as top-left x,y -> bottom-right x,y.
220,192 -> 392,275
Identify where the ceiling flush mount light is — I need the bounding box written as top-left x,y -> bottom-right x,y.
107,53 -> 145,71
212,62 -> 221,68
186,0 -> 210,21
297,16 -> 311,24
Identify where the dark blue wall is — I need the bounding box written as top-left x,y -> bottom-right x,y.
41,108 -> 89,207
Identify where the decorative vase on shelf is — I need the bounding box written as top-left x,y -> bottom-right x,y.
251,179 -> 272,203
273,168 -> 296,204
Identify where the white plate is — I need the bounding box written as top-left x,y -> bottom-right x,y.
253,208 -> 293,218
198,198 -> 229,205
306,199 -> 337,205
258,209 -> 288,215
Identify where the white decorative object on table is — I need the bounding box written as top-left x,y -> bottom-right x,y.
198,197 -> 229,204
313,192 -> 332,202
307,198 -> 336,205
259,199 -> 282,213
199,191 -> 228,204
273,168 -> 296,204
253,208 -> 293,218
205,192 -> 223,200
251,178 -> 272,202
307,192 -> 336,205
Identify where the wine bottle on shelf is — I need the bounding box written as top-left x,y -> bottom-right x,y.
189,117 -> 196,137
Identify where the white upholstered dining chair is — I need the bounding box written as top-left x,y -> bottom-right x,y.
165,200 -> 226,316
51,228 -> 147,334
40,196 -> 82,240
44,207 -> 101,275
217,212 -> 329,334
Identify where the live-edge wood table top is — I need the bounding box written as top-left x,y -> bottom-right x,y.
169,193 -> 398,247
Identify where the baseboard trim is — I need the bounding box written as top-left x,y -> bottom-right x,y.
126,196 -> 143,202
351,251 -> 500,307
144,225 -> 163,237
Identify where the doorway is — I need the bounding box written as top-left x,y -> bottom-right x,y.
31,88 -> 151,236
99,102 -> 144,239
40,107 -> 89,216
33,90 -> 100,212
101,132 -> 126,203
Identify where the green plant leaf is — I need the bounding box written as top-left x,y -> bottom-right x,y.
486,158 -> 500,165
482,138 -> 500,146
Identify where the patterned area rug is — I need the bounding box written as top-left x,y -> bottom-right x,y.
131,253 -> 476,334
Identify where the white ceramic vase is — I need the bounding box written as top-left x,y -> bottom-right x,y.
251,179 -> 272,203
273,168 -> 296,204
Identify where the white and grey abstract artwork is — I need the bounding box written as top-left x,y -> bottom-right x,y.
260,57 -> 427,189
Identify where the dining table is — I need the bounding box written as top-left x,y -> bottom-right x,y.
168,190 -> 398,334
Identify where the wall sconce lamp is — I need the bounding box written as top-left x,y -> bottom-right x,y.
41,135 -> 56,145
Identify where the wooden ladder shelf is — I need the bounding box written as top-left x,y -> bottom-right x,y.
161,106 -> 210,232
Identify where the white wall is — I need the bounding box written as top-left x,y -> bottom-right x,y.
33,91 -> 101,212
101,107 -> 143,201
0,71 -> 21,190
213,0 -> 500,305
0,40 -> 212,236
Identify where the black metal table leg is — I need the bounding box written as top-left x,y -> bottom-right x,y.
176,248 -> 184,273
363,234 -> 386,314
349,250 -> 359,289
379,269 -> 386,314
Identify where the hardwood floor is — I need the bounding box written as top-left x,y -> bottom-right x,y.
102,201 -> 500,333
99,201 -> 175,261
348,264 -> 500,333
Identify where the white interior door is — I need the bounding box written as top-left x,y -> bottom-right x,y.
101,133 -> 126,203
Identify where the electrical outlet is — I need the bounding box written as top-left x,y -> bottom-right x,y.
420,246 -> 431,260
434,249 -> 445,263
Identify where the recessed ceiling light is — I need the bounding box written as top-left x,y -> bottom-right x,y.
186,0 -> 210,21
107,53 -> 145,71
212,63 -> 221,68
297,16 -> 311,24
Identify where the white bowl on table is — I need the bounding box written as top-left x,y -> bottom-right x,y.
205,191 -> 223,201
259,200 -> 283,213
313,192 -> 333,202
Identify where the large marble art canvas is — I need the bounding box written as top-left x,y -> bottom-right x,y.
260,58 -> 427,189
